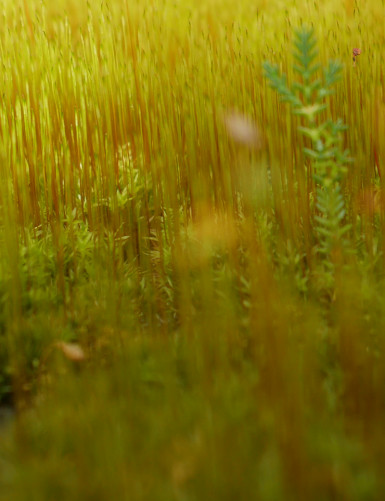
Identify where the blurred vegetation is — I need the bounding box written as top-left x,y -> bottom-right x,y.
0,0 -> 385,499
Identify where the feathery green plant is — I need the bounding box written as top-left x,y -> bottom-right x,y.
263,28 -> 352,270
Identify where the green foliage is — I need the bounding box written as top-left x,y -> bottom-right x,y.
0,3 -> 384,501
264,28 -> 352,274
314,184 -> 350,257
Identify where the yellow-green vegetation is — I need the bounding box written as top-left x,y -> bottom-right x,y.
0,0 -> 385,499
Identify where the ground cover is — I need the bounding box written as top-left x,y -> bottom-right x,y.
0,0 -> 385,499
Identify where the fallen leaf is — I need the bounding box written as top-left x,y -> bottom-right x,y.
56,342 -> 86,362
224,111 -> 262,148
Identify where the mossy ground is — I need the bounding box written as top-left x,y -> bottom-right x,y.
0,1 -> 385,499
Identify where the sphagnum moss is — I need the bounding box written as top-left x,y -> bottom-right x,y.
0,0 -> 384,500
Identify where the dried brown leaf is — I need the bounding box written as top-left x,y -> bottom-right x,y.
56,342 -> 86,362
224,111 -> 262,148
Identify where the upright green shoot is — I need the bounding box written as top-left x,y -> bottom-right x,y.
263,27 -> 352,284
